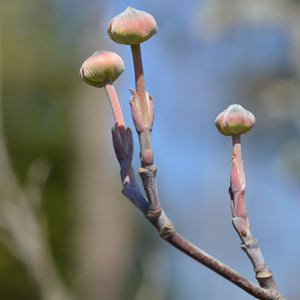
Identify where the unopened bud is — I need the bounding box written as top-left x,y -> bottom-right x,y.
80,51 -> 124,87
215,104 -> 255,136
107,7 -> 158,45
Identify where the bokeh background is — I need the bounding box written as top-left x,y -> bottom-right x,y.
0,0 -> 300,299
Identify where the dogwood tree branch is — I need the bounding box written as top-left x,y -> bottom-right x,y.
80,6 -> 286,300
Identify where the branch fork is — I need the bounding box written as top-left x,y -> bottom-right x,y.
129,88 -> 154,168
112,123 -> 135,187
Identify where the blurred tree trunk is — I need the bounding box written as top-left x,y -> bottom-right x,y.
70,4 -> 133,298
71,87 -> 132,300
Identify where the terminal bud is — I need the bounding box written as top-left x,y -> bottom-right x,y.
215,104 -> 255,136
107,7 -> 158,45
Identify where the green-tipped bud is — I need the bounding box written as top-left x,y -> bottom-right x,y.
80,51 -> 124,87
215,104 -> 255,136
107,7 -> 158,45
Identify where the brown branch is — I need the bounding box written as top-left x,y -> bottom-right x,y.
168,232 -> 278,300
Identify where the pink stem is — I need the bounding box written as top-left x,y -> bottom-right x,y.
130,44 -> 147,121
232,134 -> 241,162
230,134 -> 246,218
104,81 -> 125,126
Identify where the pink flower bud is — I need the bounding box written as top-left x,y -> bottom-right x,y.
80,51 -> 124,87
107,7 -> 158,45
215,104 -> 255,136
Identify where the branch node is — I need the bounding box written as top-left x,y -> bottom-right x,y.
146,207 -> 162,219
254,264 -> 267,273
255,270 -> 273,280
159,222 -> 176,240
139,165 -> 157,176
245,238 -> 258,248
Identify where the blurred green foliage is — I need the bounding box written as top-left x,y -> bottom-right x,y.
0,246 -> 38,300
0,1 -> 78,297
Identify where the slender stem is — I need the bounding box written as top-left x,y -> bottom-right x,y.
130,44 -> 148,121
231,134 -> 247,218
232,134 -> 241,162
104,81 -> 125,126
139,130 -> 153,167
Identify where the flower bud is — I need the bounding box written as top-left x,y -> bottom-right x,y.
107,7 -> 158,45
215,104 -> 255,136
80,51 -> 124,87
